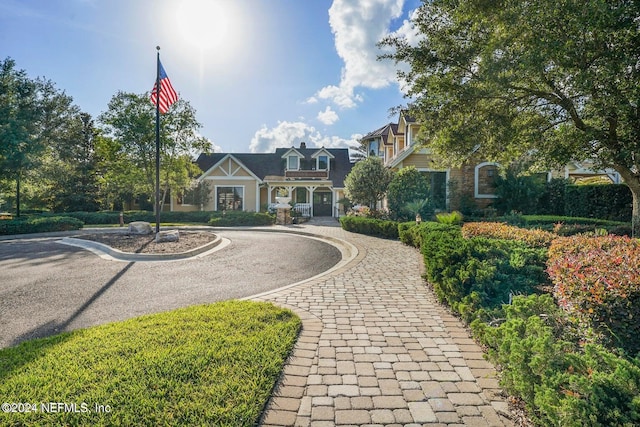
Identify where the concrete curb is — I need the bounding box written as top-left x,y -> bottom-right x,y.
58,232 -> 225,262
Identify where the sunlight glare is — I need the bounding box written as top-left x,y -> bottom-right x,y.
174,0 -> 240,56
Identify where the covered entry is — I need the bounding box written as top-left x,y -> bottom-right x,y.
313,192 -> 333,217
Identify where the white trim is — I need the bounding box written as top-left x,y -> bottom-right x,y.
200,154 -> 261,181
311,148 -> 335,159
288,155 -> 300,171
315,154 -> 330,171
280,147 -> 304,159
256,181 -> 261,212
474,162 -> 500,199
202,175 -> 255,181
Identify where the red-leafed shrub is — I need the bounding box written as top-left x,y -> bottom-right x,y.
462,222 -> 557,248
547,235 -> 640,355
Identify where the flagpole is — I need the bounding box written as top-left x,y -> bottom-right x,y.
155,46 -> 161,235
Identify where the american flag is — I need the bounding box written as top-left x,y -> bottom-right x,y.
150,60 -> 178,114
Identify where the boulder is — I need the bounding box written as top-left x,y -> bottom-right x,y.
128,221 -> 152,235
155,230 -> 180,243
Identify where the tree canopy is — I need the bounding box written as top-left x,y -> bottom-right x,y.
99,92 -> 212,211
344,156 -> 392,209
381,0 -> 640,233
0,58 -> 80,215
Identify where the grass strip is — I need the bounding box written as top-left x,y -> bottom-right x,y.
0,300 -> 300,426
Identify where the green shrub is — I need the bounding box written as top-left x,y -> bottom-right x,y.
0,216 -> 83,235
521,215 -> 628,227
208,211 -> 274,227
492,169 -> 546,215
536,344 -> 640,427
472,295 -> 576,408
435,210 -> 463,225
339,216 -> 399,239
548,235 -> 640,355
537,178 -> 568,215
420,225 -> 547,322
387,166 -> 430,221
564,184 -> 632,222
398,221 -> 455,248
51,210 -> 216,225
474,294 -> 640,427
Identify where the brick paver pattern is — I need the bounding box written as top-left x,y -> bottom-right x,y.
252,223 -> 513,426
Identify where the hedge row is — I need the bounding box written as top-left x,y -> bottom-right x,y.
498,214 -> 633,237
462,222 -> 556,248
398,222 -> 640,426
0,216 -> 83,235
415,223 -> 548,323
564,184 -> 632,222
339,216 -> 399,239
43,210 -> 216,225
548,235 -> 640,355
208,211 -> 275,227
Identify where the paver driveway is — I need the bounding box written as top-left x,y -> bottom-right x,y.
254,223 -> 514,426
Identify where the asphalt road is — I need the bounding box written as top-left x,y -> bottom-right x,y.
0,230 -> 341,349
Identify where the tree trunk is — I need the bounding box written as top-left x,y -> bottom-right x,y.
16,175 -> 21,218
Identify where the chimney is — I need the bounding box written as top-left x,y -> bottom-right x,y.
299,141 -> 306,149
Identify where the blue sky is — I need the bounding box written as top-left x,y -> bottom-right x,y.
1,0 -> 421,153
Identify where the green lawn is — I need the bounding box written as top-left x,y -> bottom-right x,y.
0,301 -> 300,426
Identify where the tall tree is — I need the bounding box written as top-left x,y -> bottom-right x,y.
381,0 -> 640,234
99,92 -> 211,211
43,112 -> 103,211
0,57 -> 78,216
344,156 -> 392,209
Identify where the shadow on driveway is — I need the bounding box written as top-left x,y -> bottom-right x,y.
1,262 -> 135,382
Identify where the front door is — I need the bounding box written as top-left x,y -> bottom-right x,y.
313,192 -> 333,217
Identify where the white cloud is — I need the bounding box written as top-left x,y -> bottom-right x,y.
317,106 -> 339,125
249,121 -> 359,153
314,0 -> 406,108
207,138 -> 223,153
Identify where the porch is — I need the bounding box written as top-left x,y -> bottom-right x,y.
263,180 -> 345,218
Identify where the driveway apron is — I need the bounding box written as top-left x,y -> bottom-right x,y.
252,223 -> 513,427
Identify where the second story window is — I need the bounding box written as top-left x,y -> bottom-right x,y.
317,155 -> 328,170
288,155 -> 299,170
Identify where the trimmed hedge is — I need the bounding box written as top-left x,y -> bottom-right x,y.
548,235 -> 640,356
500,215 -> 633,237
564,184 -> 632,222
462,222 -> 556,248
520,215 -> 628,227
400,221 -> 640,425
413,223 -> 548,322
45,210 -> 216,225
208,211 -> 275,226
339,216 -> 399,239
0,216 -> 83,235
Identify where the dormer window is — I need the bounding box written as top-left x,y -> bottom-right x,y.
317,155 -> 328,170
311,148 -> 334,173
288,155 -> 299,170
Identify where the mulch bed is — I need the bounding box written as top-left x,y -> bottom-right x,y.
75,231 -> 216,254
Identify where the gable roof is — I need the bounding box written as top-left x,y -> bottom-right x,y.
196,152 -> 282,180
196,147 -> 353,187
360,123 -> 398,145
